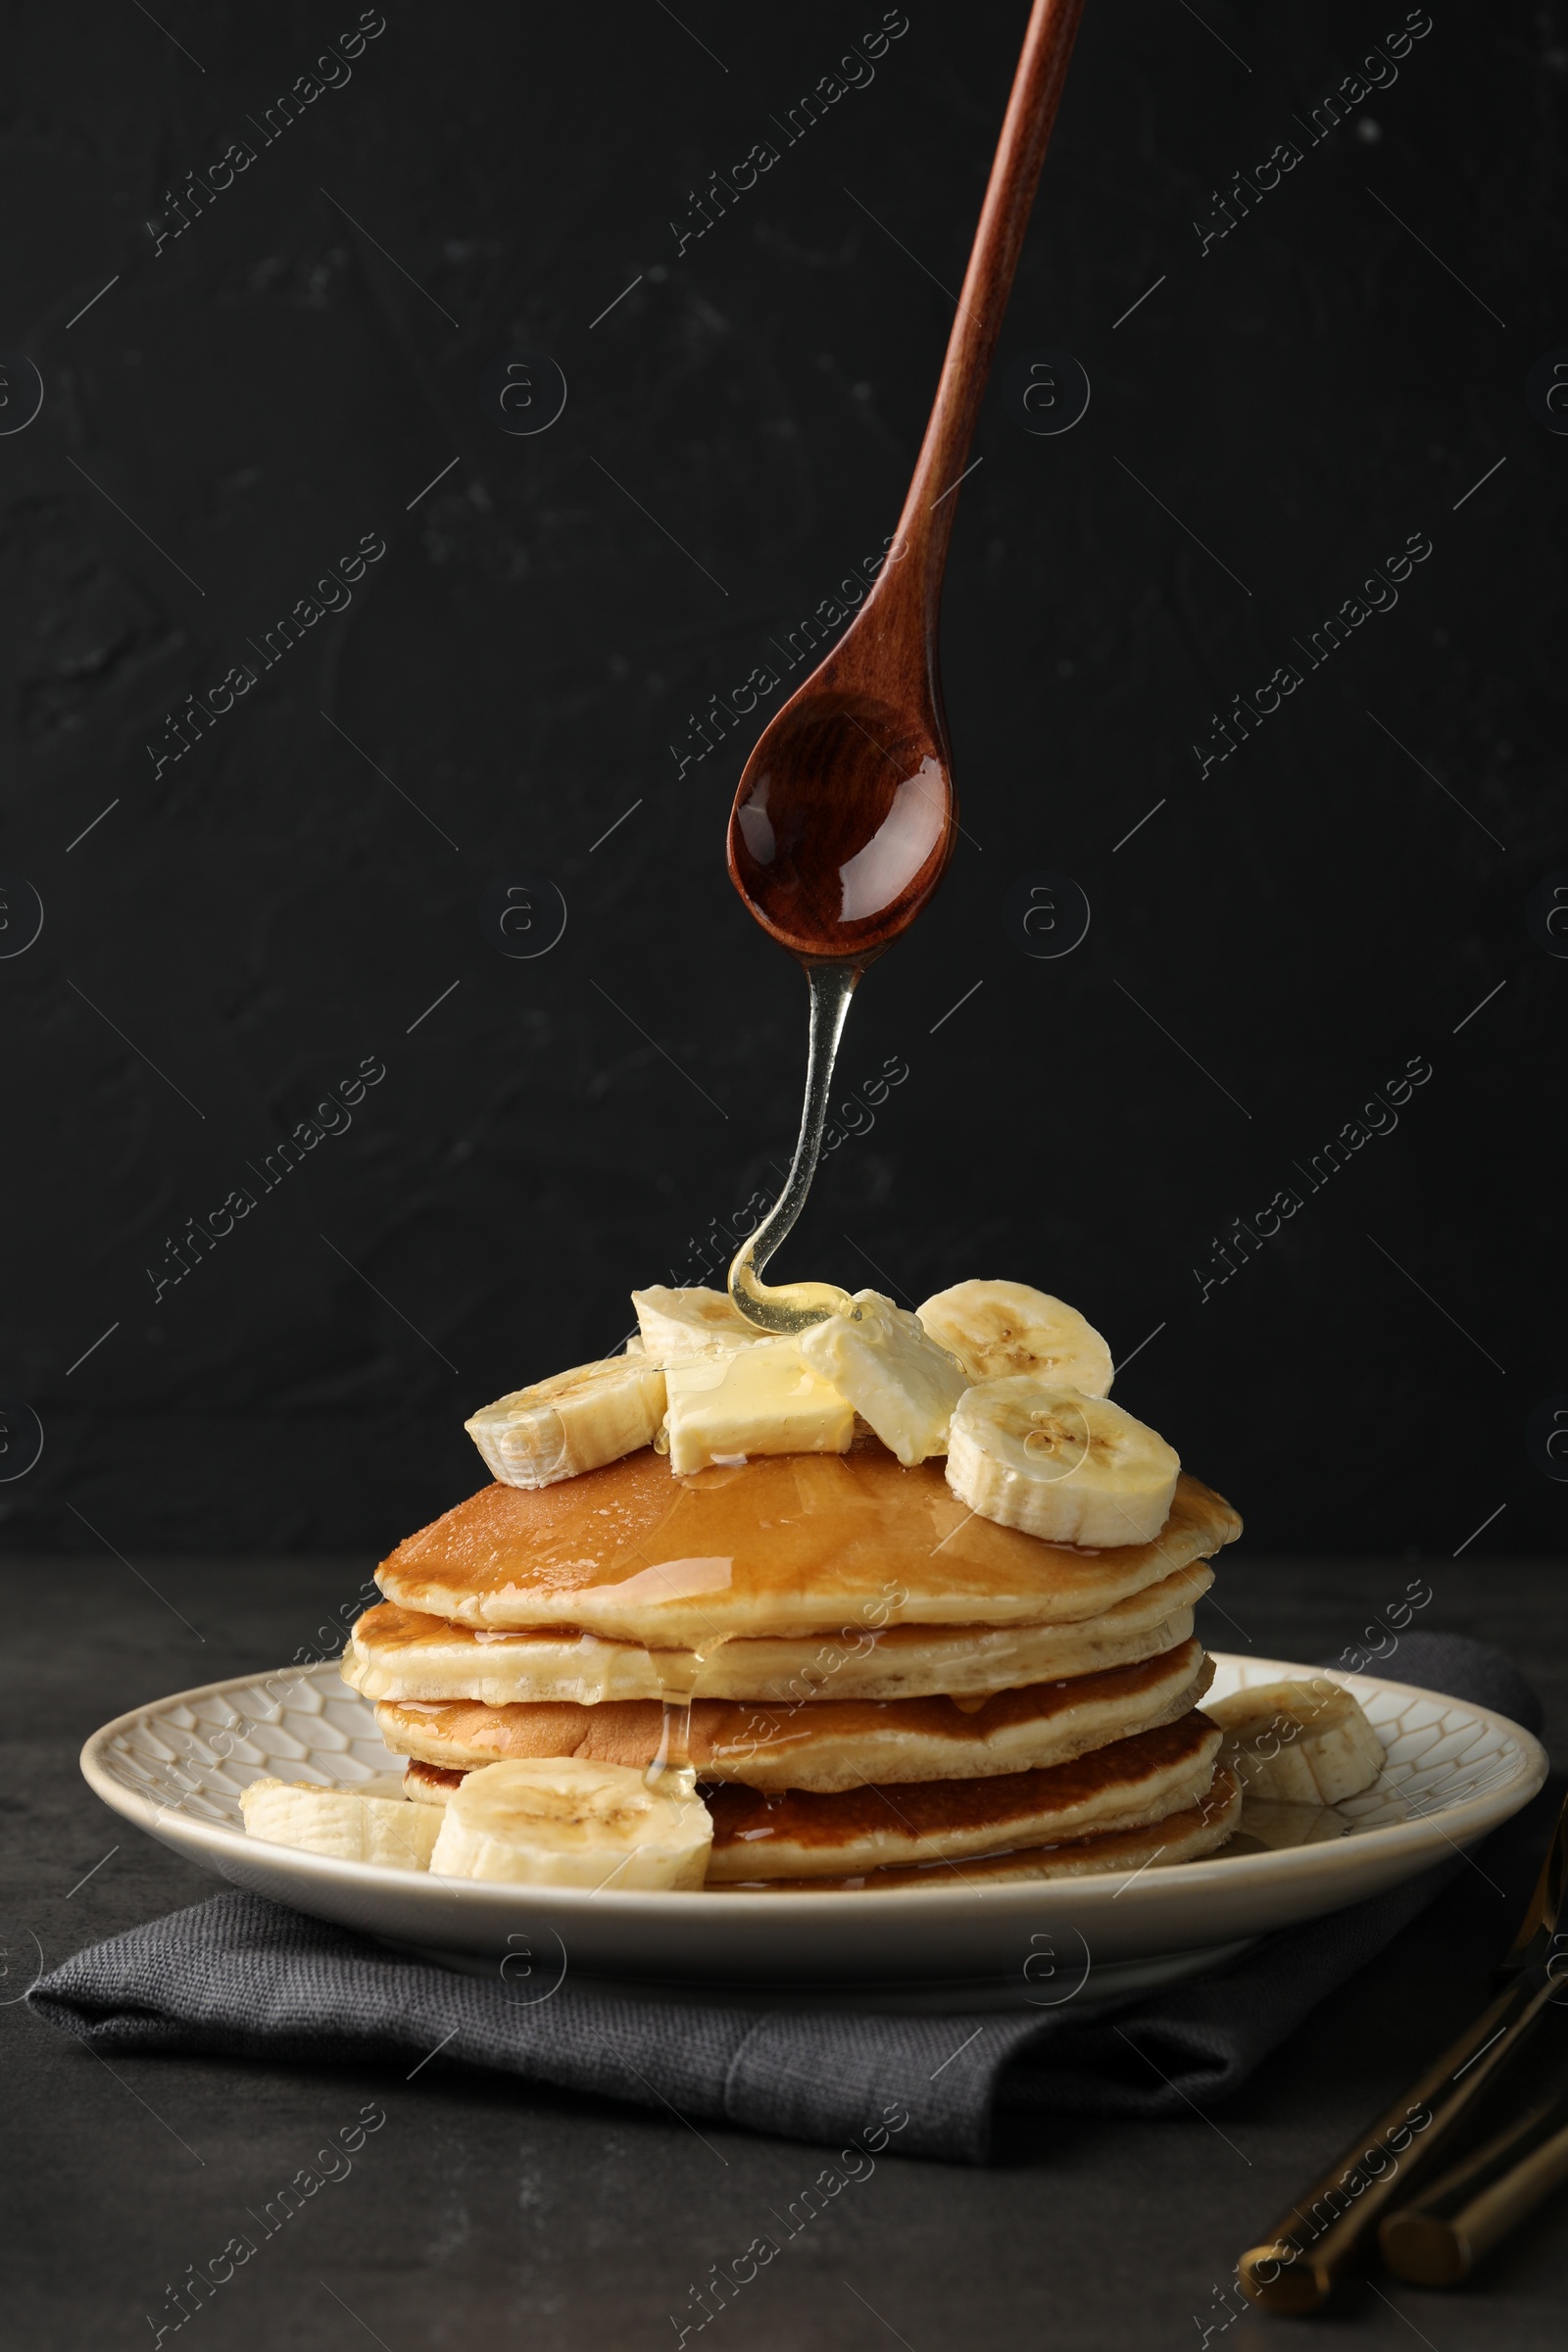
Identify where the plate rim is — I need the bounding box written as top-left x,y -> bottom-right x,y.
78,1649 -> 1549,1924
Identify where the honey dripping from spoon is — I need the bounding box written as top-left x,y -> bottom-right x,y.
726,959 -> 861,1336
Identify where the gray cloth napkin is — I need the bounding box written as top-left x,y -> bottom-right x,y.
30,1634 -> 1544,2163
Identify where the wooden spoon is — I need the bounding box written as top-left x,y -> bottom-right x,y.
727,0 -> 1087,966
726,0 -> 1087,1331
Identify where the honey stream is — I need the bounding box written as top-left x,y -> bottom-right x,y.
725,959 -> 861,1337
641,965 -> 863,1793
643,1638 -> 730,1805
644,960 -> 888,1787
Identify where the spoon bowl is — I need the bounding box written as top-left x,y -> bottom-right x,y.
727,674 -> 955,964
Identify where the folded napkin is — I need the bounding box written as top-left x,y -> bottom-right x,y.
31,1633 -> 1545,2163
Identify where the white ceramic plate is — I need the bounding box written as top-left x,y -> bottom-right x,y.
80,1653 -> 1546,2009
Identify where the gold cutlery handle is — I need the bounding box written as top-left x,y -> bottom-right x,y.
1237,1966 -> 1554,2311
1380,2096 -> 1568,2284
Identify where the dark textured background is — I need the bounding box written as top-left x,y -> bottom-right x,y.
2,0 -> 1563,1562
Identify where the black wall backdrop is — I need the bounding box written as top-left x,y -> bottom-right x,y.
2,1 -> 1563,1566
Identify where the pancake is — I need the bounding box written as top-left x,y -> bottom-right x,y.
344,1559 -> 1213,1706
701,1711 -> 1223,1878
373,1642 -> 1213,1793
724,1768 -> 1242,1888
404,1709 -> 1223,1877
375,1439 -> 1240,1645
406,1761 -> 465,1806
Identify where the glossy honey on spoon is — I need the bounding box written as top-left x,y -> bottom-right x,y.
726,0 -> 1088,1340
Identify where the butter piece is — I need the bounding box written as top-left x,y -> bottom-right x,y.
799,1289 -> 968,1466
663,1339 -> 854,1475
631,1284 -> 769,1362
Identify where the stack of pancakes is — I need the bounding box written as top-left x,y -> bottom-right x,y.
345,1437 -> 1244,1888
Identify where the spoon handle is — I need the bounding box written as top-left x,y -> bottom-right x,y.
885,0 -> 1086,632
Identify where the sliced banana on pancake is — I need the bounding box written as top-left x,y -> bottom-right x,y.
427,1756 -> 711,1890
239,1777 -> 441,1870
1204,1677 -> 1385,1805
465,1355 -> 666,1489
630,1284 -> 766,1361
947,1380 -> 1179,1546
917,1279 -> 1113,1395
798,1290 -> 968,1465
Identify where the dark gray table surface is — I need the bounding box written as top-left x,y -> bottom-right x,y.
4,1553 -> 1565,2351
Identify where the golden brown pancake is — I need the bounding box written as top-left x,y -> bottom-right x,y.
406,1760 -> 465,1806
373,1642 -> 1212,1792
404,1711 -> 1223,1877
375,1439 -> 1240,1645
344,1559 -> 1213,1706
700,1712 -> 1223,1878
725,1768 -> 1242,1888
700,1712 -> 1222,1872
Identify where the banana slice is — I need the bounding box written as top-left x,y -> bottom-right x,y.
239,1777 -> 441,1870
798,1290 -> 968,1465
1236,1799 -> 1349,1851
1204,1678 -> 1385,1805
662,1337 -> 853,1476
631,1285 -> 766,1362
427,1756 -> 712,1889
465,1356 -> 665,1489
917,1279 -> 1113,1396
946,1380 -> 1179,1546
